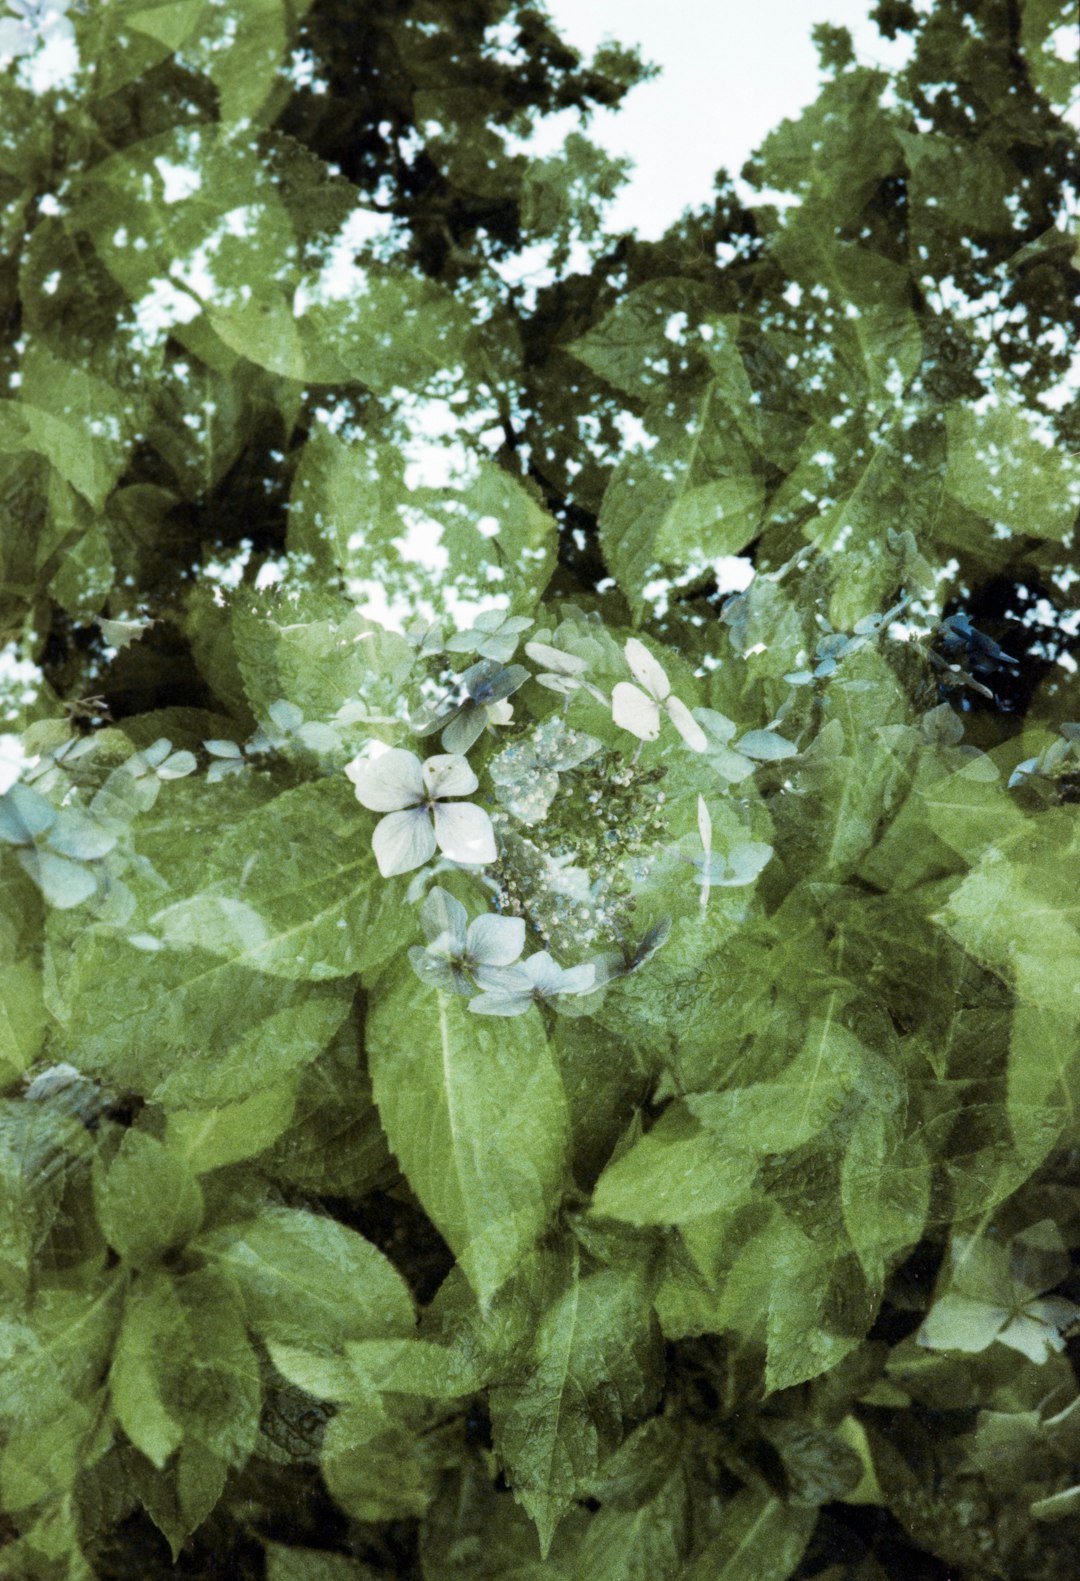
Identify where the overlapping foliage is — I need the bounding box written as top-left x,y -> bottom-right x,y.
1,1 -> 1080,1578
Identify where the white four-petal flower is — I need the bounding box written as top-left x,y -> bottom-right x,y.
408,886 -> 525,994
346,748 -> 497,877
469,950 -> 596,1016
611,638 -> 707,752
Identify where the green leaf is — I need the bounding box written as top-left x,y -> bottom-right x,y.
182,0 -> 310,126
1032,1483 -> 1080,1523
290,260 -> 473,393
124,1437 -> 229,1562
197,1203 -> 415,1348
598,379 -> 763,614
590,1102 -> 758,1227
1019,0 -> 1079,114
264,1543 -> 379,1581
841,1110 -> 930,1285
126,1 -> 205,55
0,954 -> 45,1083
745,68 -> 897,227
575,1421 -> 690,1581
321,1408 -> 440,1523
109,1269 -> 186,1469
151,993 -> 350,1110
1008,1005 -> 1080,1173
2,1274 -> 122,1432
48,520 -> 115,620
166,1080 -> 299,1174
343,1337 -> 483,1401
770,238 -> 923,401
760,1419 -> 864,1506
938,844 -> 1080,1017
289,433 -> 558,623
261,1016 -> 395,1197
0,401 -> 120,510
945,398 -> 1080,541
687,1015 -> 872,1154
681,1488 -> 816,1581
0,1395 -> 104,1513
46,916 -> 352,1095
489,1239 -> 661,1555
231,592 -> 415,725
149,778 -> 414,981
366,967 -> 570,1307
94,1131 -> 204,1266
564,277 -> 711,399
419,1455 -> 589,1578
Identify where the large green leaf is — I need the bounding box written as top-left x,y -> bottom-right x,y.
197,1202 -> 415,1348
681,1488 -> 817,1581
46,920 -> 352,1096
288,427 -> 557,618
945,398 -> 1080,541
149,778 -> 413,981
564,277 -> 712,400
488,1239 -> 662,1555
231,591 -> 415,726
590,1103 -> 758,1228
93,1130 -> 204,1266
366,967 -> 570,1306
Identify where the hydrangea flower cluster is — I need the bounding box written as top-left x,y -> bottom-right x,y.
340,616 -> 779,1009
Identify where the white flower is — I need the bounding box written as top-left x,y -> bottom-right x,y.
611,638 -> 707,752
248,699 -> 342,756
346,748 -> 497,877
668,796 -> 773,903
408,887 -> 525,994
204,739 -> 249,784
469,950 -> 597,1016
446,610 -> 533,663
127,738 -> 198,782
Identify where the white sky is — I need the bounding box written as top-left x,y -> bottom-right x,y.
539,0 -> 915,238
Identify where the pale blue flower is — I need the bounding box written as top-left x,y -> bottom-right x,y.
249,700 -> 342,757
0,782 -> 115,908
469,950 -> 596,1016
408,886 -> 525,994
590,915 -> 672,985
692,709 -> 757,783
23,733 -> 99,797
129,738 -> 198,782
446,610 -> 533,663
204,739 -> 249,784
346,748 -> 497,877
414,659 -> 528,755
490,716 -> 602,824
918,1224 -> 1080,1364
403,617 -> 446,658
734,729 -> 799,762
668,797 -> 773,906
